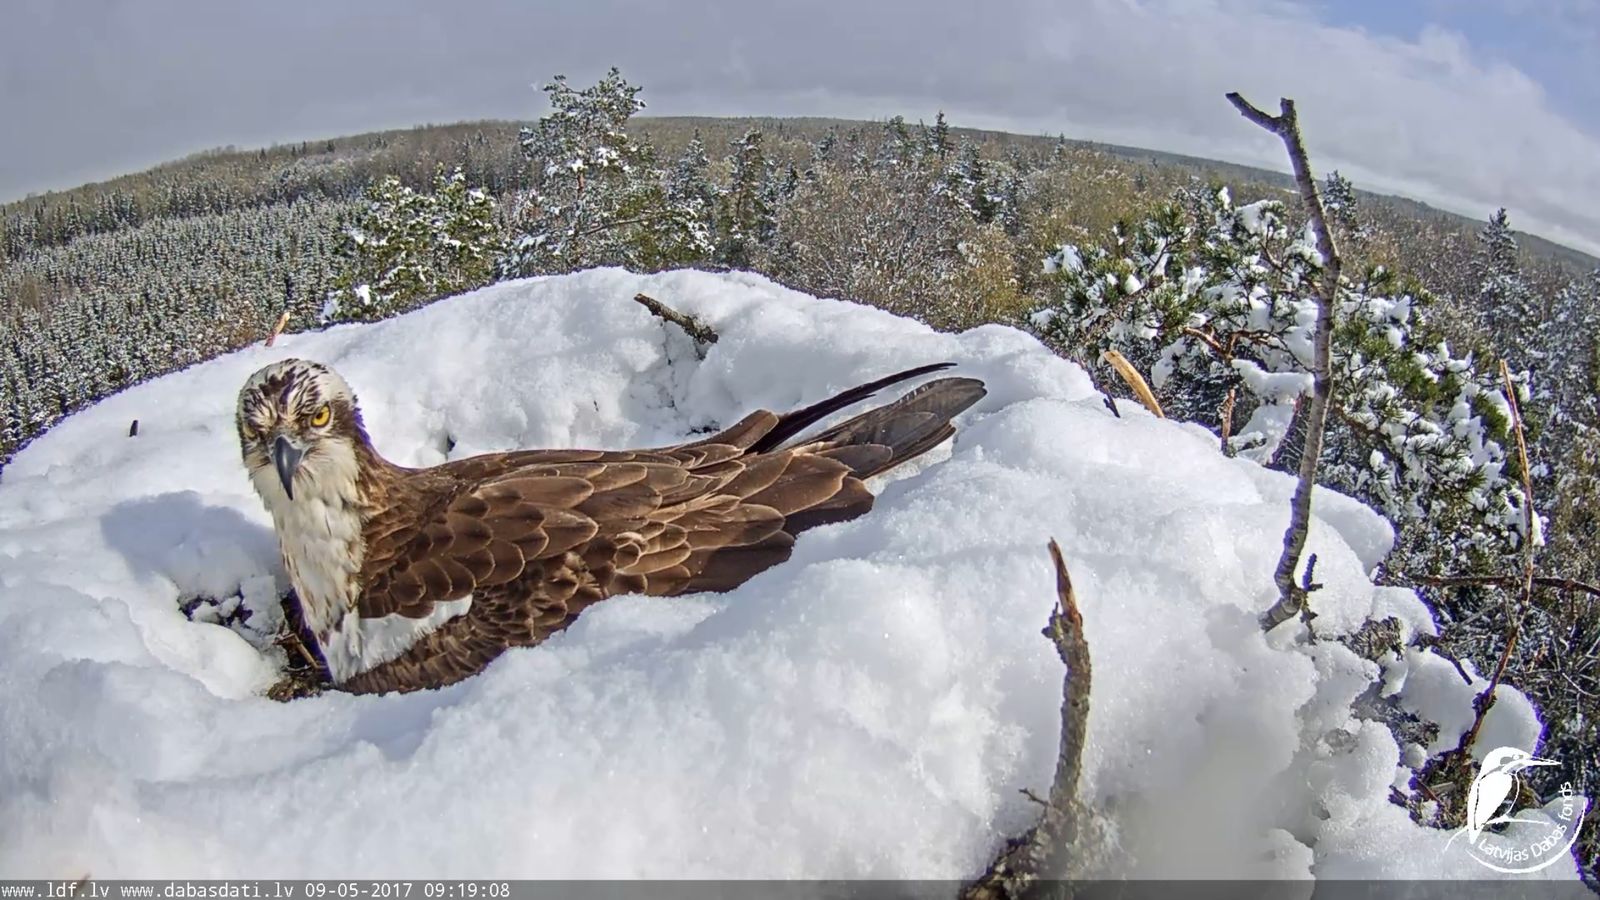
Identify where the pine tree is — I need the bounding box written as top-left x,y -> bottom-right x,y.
498,67 -> 672,277
1321,170 -> 1371,248
877,116 -> 916,168
1476,209 -> 1546,372
430,166 -> 504,293
324,166 -> 502,324
943,142 -> 1000,224
715,129 -> 776,270
664,133 -> 719,265
1028,185 -> 1525,561
992,157 -> 1025,237
1548,268 -> 1600,431
924,111 -> 953,161
808,128 -> 839,178
324,175 -> 434,322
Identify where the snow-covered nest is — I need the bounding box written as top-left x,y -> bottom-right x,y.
0,269 -> 1582,882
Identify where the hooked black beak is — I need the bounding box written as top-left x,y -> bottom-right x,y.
273,435 -> 305,500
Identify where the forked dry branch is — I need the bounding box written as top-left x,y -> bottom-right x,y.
1224,92 -> 1344,633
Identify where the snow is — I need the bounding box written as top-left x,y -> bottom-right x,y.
1396,650 -> 1543,762
1224,359 -> 1316,467
0,268 -> 1583,882
1231,358 -> 1314,403
1237,200 -> 1270,236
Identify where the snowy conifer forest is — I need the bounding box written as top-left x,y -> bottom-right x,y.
1,68 -> 1597,880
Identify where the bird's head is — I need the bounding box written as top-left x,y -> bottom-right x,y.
236,358 -> 370,503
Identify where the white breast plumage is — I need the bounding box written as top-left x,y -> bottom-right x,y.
249,440 -> 472,683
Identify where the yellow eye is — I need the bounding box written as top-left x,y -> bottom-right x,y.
310,405 -> 331,427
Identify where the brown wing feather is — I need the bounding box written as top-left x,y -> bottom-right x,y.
337,367 -> 987,695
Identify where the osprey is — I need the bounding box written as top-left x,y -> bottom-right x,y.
236,358 -> 985,695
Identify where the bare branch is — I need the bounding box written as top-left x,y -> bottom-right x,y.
633,293 -> 720,358
1453,626 -> 1525,760
1395,573 -> 1600,598
1301,552 -> 1324,597
1225,93 -> 1289,133
1043,539 -> 1092,822
576,211 -> 678,240
1181,325 -> 1228,359
1185,324 -> 1238,457
962,539 -> 1093,900
1226,92 -> 1344,633
1528,576 -> 1595,597
275,628 -> 323,673
1499,360 -> 1537,602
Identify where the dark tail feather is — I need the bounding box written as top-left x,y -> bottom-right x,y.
748,362 -> 956,454
862,422 -> 957,479
793,376 -> 987,477
688,371 -> 985,573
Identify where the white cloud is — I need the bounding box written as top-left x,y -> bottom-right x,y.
637,0 -> 1600,257
3,0 -> 1597,258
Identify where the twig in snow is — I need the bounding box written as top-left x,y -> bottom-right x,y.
961,539 -> 1093,900
275,627 -> 323,673
1225,92 -> 1343,634
264,310 -> 292,348
1100,349 -> 1163,418
1042,539 -> 1092,828
633,293 -> 719,359
1218,388 -> 1236,458
1079,359 -> 1121,418
1447,628 -> 1525,767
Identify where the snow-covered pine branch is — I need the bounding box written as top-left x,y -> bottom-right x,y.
324,166 -> 502,325
1027,183 -> 1527,559
497,68 -> 708,277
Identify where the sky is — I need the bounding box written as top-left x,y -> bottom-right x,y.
2,0 -> 1597,257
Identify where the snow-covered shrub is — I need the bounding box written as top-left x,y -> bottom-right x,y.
1026,184 -> 1527,560
498,68 -> 707,277
325,165 -> 501,324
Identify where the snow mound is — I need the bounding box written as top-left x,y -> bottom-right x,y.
0,268 -> 1575,881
